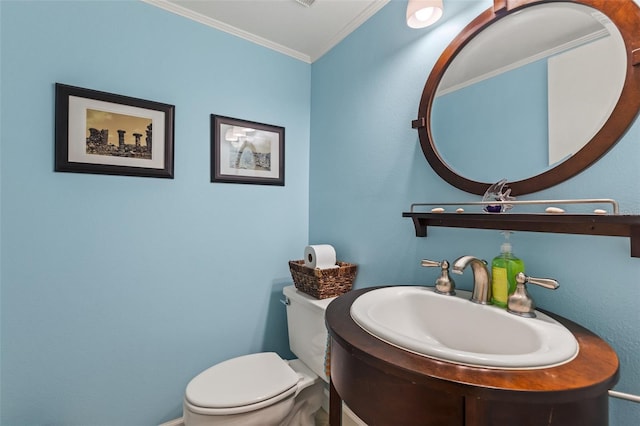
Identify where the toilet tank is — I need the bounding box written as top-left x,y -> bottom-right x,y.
283,285 -> 336,381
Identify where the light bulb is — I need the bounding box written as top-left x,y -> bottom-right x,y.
406,0 -> 443,28
415,7 -> 436,22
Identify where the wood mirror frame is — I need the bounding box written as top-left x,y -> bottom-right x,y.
413,0 -> 640,196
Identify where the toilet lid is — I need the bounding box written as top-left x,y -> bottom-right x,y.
185,352 -> 299,409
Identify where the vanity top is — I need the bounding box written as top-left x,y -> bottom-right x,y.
326,286 -> 619,404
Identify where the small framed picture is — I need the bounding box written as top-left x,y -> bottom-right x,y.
211,114 -> 284,186
55,83 -> 175,178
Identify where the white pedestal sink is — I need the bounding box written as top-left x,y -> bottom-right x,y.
350,286 -> 578,369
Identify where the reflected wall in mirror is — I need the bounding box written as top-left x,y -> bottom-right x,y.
414,0 -> 640,195
433,3 -> 625,183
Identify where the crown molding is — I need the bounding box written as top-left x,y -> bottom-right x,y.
310,0 -> 390,62
141,0 -> 312,63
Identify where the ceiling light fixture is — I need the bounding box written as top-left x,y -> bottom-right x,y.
406,0 -> 444,28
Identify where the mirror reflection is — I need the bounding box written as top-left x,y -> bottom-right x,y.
430,3 -> 626,183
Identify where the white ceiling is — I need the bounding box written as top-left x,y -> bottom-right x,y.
142,0 -> 390,63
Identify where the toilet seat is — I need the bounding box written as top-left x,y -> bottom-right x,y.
185,352 -> 300,415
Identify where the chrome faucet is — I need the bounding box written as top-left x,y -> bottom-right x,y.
451,256 -> 491,304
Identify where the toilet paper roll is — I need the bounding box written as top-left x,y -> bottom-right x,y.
304,245 -> 338,269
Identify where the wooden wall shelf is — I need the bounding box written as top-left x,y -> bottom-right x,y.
402,212 -> 640,258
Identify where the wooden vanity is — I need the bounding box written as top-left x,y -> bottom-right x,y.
326,287 -> 619,426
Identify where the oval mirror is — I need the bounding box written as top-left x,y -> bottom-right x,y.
414,0 -> 640,195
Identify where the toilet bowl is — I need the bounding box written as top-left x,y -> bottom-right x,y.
182,286 -> 335,426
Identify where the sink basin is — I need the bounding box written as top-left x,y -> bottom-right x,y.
350,286 -> 579,369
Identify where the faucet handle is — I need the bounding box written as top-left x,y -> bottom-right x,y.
518,273 -> 559,290
421,259 -> 443,268
421,259 -> 456,295
508,273 -> 559,318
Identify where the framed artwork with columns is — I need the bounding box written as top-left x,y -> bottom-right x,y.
55,83 -> 175,178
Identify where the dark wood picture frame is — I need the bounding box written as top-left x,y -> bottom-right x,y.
211,114 -> 285,186
55,83 -> 175,178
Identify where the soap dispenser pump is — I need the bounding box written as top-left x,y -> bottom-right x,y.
490,232 -> 525,308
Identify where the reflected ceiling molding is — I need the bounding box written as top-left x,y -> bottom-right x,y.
437,27 -> 609,96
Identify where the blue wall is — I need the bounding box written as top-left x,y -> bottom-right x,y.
310,1 -> 639,425
1,1 -> 308,424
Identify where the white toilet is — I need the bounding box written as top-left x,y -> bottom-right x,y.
182,285 -> 336,426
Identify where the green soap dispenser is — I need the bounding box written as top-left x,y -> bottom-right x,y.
491,232 -> 525,308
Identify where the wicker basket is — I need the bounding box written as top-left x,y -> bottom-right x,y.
288,260 -> 357,299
